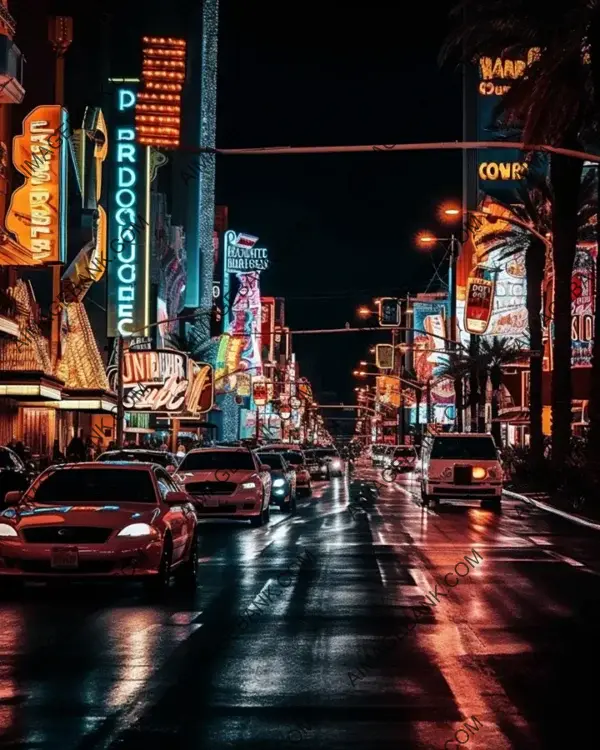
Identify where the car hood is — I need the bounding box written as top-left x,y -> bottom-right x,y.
175,469 -> 255,484
2,502 -> 160,529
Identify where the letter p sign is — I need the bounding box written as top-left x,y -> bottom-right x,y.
118,89 -> 136,112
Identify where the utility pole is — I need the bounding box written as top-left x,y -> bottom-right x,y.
48,16 -> 72,367
116,335 -> 124,448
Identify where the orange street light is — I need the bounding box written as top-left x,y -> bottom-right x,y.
416,231 -> 437,247
359,360 -> 367,366
357,306 -> 372,317
439,200 -> 462,223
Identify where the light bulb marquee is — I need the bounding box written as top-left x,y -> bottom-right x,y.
135,37 -> 186,149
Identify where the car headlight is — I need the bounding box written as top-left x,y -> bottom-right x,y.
117,523 -> 154,537
273,478 -> 285,487
241,481 -> 257,489
472,466 -> 487,480
0,523 -> 18,538
331,460 -> 341,468
393,460 -> 399,466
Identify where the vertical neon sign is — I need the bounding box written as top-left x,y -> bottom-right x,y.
107,81 -> 151,337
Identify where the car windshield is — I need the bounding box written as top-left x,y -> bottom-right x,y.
0,450 -> 14,468
29,468 -> 157,504
283,451 -> 304,465
178,451 -> 255,471
315,449 -> 338,458
394,448 -> 415,457
430,437 -> 498,460
257,453 -> 284,470
97,451 -> 174,467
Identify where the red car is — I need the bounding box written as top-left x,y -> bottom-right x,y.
0,462 -> 198,594
175,447 -> 272,526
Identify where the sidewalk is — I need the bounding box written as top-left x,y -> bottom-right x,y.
508,484 -> 600,529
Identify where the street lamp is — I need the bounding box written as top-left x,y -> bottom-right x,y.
357,306 -> 373,317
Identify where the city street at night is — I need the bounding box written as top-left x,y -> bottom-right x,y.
0,468 -> 598,748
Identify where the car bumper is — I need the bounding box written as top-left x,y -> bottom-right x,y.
426,482 -> 502,497
193,492 -> 264,518
0,538 -> 163,578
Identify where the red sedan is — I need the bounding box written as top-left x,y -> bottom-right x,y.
0,462 -> 198,594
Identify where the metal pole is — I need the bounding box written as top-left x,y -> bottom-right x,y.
256,405 -> 260,442
449,235 -> 458,348
116,335 -> 124,448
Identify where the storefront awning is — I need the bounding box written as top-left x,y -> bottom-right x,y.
492,407 -> 530,424
0,371 -> 63,401
59,388 -> 117,413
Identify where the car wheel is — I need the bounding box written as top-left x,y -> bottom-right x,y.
262,503 -> 271,523
146,538 -> 172,597
290,495 -> 297,514
483,497 -> 501,512
177,532 -> 198,590
251,495 -> 265,527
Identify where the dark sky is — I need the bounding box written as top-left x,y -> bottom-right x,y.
11,0 -> 462,413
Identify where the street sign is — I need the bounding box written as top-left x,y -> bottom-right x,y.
379,298 -> 399,327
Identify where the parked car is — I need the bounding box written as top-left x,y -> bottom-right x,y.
0,462 -> 198,592
256,452 -> 297,513
419,433 -> 503,510
175,447 -> 272,526
0,447 -> 37,506
97,449 -> 179,473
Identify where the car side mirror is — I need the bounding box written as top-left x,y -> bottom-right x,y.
164,490 -> 189,505
4,490 -> 22,506
166,464 -> 176,474
259,464 -> 271,472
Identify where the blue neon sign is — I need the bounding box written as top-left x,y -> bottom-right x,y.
107,82 -> 150,337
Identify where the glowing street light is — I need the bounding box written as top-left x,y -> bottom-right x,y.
357,306 -> 372,317
416,231 -> 437,246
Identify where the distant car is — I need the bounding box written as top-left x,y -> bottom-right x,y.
0,447 -> 37,506
371,444 -> 389,467
175,448 -> 272,526
384,446 -> 418,472
256,452 -> 297,513
260,445 -> 312,496
312,447 -> 344,478
97,449 -> 179,473
304,449 -> 322,479
420,433 -> 503,510
0,462 -> 198,592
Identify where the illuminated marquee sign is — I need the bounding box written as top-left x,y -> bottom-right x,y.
123,349 -> 214,414
4,105 -> 68,265
476,49 -> 539,197
135,36 -> 186,149
107,81 -> 151,337
224,230 -> 269,273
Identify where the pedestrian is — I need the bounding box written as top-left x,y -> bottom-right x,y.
14,441 -> 26,462
51,439 -> 65,464
66,431 -> 86,462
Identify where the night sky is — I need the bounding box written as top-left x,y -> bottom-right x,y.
11,0 -> 462,415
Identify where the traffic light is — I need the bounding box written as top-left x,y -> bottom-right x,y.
379,298 -> 399,327
375,344 -> 394,369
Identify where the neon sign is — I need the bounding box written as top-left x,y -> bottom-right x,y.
107,81 -> 151,337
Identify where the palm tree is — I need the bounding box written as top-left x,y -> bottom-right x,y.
441,0 -> 594,466
437,352 -> 473,431
478,337 -> 525,447
476,168 -> 597,467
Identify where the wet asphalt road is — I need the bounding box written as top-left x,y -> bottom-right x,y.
1,463 -> 599,749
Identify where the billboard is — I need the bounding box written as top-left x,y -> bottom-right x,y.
464,268 -> 495,334
261,296 -> 275,361
375,344 -> 394,369
107,81 -> 151,337
456,198 -> 528,348
376,375 -> 400,408
4,105 -> 68,265
476,49 -> 539,200
122,349 -> 213,414
224,230 -> 268,273
413,299 -> 454,405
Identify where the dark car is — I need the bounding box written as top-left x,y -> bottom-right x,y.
0,447 -> 37,506
256,452 -> 297,513
97,450 -> 179,473
313,448 -> 344,478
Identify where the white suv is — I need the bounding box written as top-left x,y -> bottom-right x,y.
420,433 -> 502,510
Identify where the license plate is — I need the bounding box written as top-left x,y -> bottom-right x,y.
51,546 -> 79,569
203,497 -> 219,508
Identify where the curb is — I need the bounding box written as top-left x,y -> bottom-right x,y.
504,489 -> 600,532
